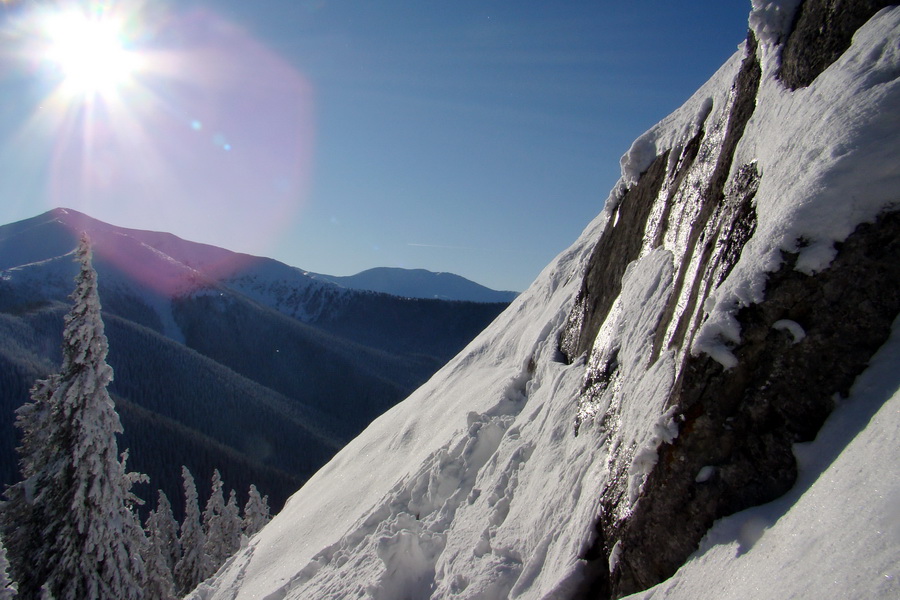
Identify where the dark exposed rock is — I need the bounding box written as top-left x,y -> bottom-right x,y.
566,33 -> 766,597
561,34 -> 761,367
780,0 -> 896,89
610,208 -> 900,598
653,36 -> 761,361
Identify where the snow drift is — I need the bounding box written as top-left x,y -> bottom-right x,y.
192,3 -> 900,599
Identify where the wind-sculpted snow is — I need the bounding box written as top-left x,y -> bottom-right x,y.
188,214 -> 608,600
192,4 -> 900,599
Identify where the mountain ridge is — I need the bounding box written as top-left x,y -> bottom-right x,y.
0,208 -> 510,517
311,267 -> 519,303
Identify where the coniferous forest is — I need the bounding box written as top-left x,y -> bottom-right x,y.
0,236 -> 271,599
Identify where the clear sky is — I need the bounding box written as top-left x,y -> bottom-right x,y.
0,1 -> 751,292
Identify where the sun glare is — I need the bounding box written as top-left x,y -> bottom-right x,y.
2,1 -> 315,278
43,10 -> 136,97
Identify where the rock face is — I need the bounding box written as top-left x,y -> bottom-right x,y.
560,3 -> 900,597
780,0 -> 896,89
189,4 -> 900,600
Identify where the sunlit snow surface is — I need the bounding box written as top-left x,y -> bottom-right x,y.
192,7 -> 900,600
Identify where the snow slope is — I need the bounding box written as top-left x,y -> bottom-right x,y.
193,5 -> 900,599
192,207 -> 606,600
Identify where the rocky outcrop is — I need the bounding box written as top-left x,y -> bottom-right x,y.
781,0 -> 896,89
562,3 -> 900,598
604,208 -> 900,597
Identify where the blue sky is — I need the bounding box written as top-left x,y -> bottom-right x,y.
0,1 -> 750,291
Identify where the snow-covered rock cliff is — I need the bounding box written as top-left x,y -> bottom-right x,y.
192,3 -> 900,599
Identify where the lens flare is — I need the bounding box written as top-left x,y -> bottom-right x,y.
0,1 -> 316,294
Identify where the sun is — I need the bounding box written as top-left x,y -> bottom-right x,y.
43,9 -> 137,97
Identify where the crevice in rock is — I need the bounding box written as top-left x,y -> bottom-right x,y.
780,0 -> 896,90
654,34 -> 761,360
559,151 -> 670,362
570,520 -> 612,600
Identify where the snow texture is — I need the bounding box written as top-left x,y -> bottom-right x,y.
192,7 -> 900,600
0,538 -> 15,600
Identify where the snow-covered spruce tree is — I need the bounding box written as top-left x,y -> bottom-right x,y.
202,470 -> 225,536
142,491 -> 179,600
242,484 -> 271,537
0,234 -> 147,600
202,470 -> 230,574
220,490 -> 243,560
141,535 -> 175,600
174,466 -> 210,595
147,490 -> 181,574
0,535 -> 16,599
0,375 -> 58,595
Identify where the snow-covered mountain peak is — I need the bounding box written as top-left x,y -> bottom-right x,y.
311,267 -> 519,303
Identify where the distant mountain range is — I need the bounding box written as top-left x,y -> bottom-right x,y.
311,268 -> 519,303
0,208 -> 510,516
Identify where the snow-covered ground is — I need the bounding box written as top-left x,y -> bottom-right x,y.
192,5 -> 900,599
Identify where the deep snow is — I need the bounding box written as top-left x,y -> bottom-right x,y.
191,6 -> 900,600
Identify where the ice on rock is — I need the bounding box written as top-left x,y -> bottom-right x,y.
608,540 -> 623,573
695,466 -> 717,484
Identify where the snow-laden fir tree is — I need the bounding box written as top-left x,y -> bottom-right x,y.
0,234 -> 147,600
142,491 -> 180,600
174,466 -> 210,595
202,470 -> 235,574
202,470 -> 225,538
0,375 -> 58,596
147,491 -> 180,574
0,535 -> 16,600
141,535 -> 175,600
220,490 -> 243,561
242,484 -> 271,537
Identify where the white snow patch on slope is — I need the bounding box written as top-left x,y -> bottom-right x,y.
190,213 -> 610,600
749,0 -> 803,73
